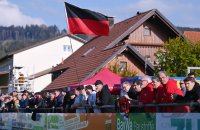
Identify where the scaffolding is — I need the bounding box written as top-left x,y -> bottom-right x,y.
8,66 -> 32,92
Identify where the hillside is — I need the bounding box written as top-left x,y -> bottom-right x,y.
177,26 -> 200,33
0,25 -> 67,59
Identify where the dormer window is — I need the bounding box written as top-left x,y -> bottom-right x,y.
144,26 -> 151,36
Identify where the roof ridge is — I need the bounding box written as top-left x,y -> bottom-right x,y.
114,9 -> 153,25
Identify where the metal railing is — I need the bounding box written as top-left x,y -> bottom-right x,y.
1,102 -> 199,113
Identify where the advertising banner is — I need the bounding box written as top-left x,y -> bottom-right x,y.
1,113 -> 200,130
116,113 -> 156,130
0,113 -> 12,129
47,113 -> 116,130
0,113 -> 46,130
156,113 -> 200,130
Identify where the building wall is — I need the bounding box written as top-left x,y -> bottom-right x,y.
13,36 -> 84,92
128,22 -> 168,44
127,21 -> 169,63
107,52 -> 150,76
134,45 -> 162,63
32,74 -> 52,92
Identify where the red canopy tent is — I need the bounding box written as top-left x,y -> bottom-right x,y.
69,68 -> 122,94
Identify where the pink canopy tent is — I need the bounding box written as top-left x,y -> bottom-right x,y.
69,68 -> 122,94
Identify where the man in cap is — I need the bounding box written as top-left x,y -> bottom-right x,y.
54,89 -> 64,112
34,92 -> 46,112
85,85 -> 100,113
61,88 -> 69,112
95,80 -> 115,113
67,91 -> 76,113
72,85 -> 87,113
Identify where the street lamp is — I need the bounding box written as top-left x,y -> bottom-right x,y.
144,55 -> 150,74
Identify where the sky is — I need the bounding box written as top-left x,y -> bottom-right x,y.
1,0 -> 200,30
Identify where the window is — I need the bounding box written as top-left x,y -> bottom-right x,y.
0,73 -> 9,86
144,26 -> 151,36
120,61 -> 127,72
63,45 -> 72,52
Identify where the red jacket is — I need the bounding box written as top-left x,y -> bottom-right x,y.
154,84 -> 165,104
139,83 -> 155,112
162,79 -> 188,112
163,79 -> 183,103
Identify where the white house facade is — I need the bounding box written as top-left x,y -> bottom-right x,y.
0,34 -> 85,93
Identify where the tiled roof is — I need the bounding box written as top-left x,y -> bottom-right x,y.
44,10 -> 152,90
184,31 -> 200,43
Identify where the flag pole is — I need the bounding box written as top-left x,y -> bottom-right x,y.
64,2 -> 73,53
64,1 -> 81,84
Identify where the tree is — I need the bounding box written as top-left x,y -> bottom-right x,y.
154,37 -> 200,76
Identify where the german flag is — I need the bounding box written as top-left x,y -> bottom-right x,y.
65,2 -> 110,36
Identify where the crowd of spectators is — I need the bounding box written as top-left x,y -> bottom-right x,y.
0,71 -> 200,113
0,80 -> 115,113
121,71 -> 200,113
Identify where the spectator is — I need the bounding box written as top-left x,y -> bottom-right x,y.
174,77 -> 200,112
158,71 -> 185,112
11,90 -> 18,97
11,96 -> 19,112
19,94 -> 29,112
122,81 -> 138,101
72,86 -> 87,113
179,80 -> 187,96
122,80 -> 141,112
22,90 -> 29,96
54,90 -> 64,112
132,80 -> 142,94
188,72 -> 197,79
95,80 -> 115,113
67,91 -> 76,113
151,76 -> 165,112
61,88 -> 69,113
139,76 -> 155,112
4,97 -> 11,112
28,92 -> 35,109
85,85 -> 100,113
188,72 -> 199,87
34,92 -> 46,113
46,92 -> 56,112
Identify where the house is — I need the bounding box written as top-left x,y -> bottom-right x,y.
0,34 -> 85,93
184,31 -> 200,43
44,9 -> 184,91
